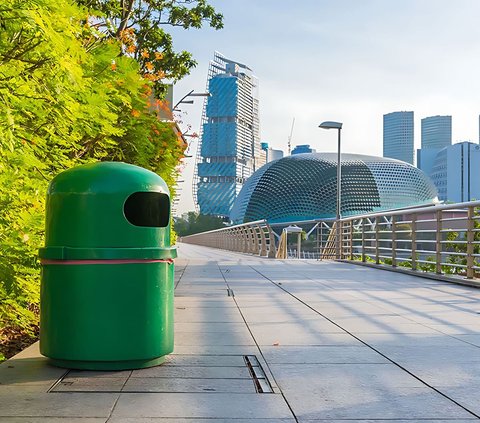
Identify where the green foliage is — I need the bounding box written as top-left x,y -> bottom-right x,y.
78,0 -> 223,94
419,256 -> 436,273
0,0 -> 213,358
398,259 -> 412,268
443,216 -> 480,276
363,254 -> 377,263
174,212 -> 226,237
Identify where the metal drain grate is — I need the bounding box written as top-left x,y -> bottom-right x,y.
50,354 -> 274,394
244,355 -> 273,393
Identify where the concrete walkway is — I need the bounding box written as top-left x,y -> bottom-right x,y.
2,243 -> 480,422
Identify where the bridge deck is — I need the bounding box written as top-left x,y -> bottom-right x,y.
2,242 -> 480,421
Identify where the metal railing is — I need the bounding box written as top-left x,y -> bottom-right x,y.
336,201 -> 480,279
180,219 -> 277,258
180,200 -> 480,280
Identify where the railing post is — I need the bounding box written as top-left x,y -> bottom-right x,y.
467,206 -> 475,279
391,215 -> 397,267
228,229 -> 234,251
242,227 -> 249,253
411,214 -> 417,271
254,226 -> 261,255
349,220 -> 354,261
236,228 -> 243,252
258,225 -> 267,256
248,227 -> 255,254
436,210 -> 442,274
246,226 -> 254,254
361,218 -> 366,263
232,229 -> 238,252
297,232 -> 301,259
337,220 -> 343,260
319,224 -> 323,260
266,225 -> 277,258
375,217 -> 380,264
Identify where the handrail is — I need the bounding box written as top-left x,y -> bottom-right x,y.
181,219 -> 267,237
180,200 -> 480,280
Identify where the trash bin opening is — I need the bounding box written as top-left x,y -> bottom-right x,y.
124,192 -> 170,227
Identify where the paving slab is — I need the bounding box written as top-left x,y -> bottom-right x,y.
4,242 -> 480,421
326,315 -> 439,334
53,377 -> 127,392
174,308 -> 245,323
301,421 -> 477,423
171,345 -> 261,355
0,419 -> 107,423
122,377 -> 256,393
111,392 -> 293,418
161,354 -> 248,367
0,343 -> 67,388
131,365 -> 251,378
173,299 -> 237,308
453,333 -> 480,346
174,331 -> 255,346
249,322 -> 362,346
174,322 -> 248,332
260,345 -> 389,364
0,386 -> 119,418
269,363 -> 473,420
108,419 -> 296,423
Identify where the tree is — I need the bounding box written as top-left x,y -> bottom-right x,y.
1,0 -> 215,359
174,212 -> 225,236
78,0 -> 223,94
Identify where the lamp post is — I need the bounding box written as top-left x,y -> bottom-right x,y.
318,121 -> 343,260
173,89 -> 211,112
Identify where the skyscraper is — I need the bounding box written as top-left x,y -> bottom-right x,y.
417,115 -> 452,178
383,111 -> 414,164
194,52 -> 262,217
421,115 -> 452,149
430,142 -> 480,202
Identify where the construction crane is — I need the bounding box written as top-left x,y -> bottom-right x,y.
287,117 -> 295,155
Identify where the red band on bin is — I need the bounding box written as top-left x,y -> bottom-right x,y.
41,259 -> 174,265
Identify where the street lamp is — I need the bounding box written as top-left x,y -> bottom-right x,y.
318,121 -> 343,260
173,89 -> 211,112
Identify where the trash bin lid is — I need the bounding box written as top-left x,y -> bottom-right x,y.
42,162 -> 174,251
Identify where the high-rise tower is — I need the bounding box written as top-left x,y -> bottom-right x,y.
430,142 -> 480,202
383,111 -> 414,164
193,52 -> 262,217
421,115 -> 452,149
417,115 -> 452,177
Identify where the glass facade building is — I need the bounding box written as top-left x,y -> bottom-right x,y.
292,144 -> 316,155
421,115 -> 452,149
194,52 -> 263,217
230,153 -> 438,224
417,115 -> 452,180
430,142 -> 480,202
383,111 -> 414,164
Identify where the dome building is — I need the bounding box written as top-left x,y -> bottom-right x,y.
229,153 -> 439,224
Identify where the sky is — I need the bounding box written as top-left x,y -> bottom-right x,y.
171,0 -> 480,215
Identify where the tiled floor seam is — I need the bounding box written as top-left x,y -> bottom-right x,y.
174,260 -> 189,289
248,264 -> 480,420
105,392 -> 122,422
217,263 -> 300,423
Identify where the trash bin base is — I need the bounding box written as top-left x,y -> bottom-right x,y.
49,356 -> 166,370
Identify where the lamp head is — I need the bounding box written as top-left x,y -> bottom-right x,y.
319,121 -> 343,130
189,92 -> 212,97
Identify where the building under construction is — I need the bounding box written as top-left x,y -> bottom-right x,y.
193,52 -> 264,217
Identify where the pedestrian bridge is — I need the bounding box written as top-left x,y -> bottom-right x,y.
2,242 -> 480,421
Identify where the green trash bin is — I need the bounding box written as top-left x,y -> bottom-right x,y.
39,162 -> 176,370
